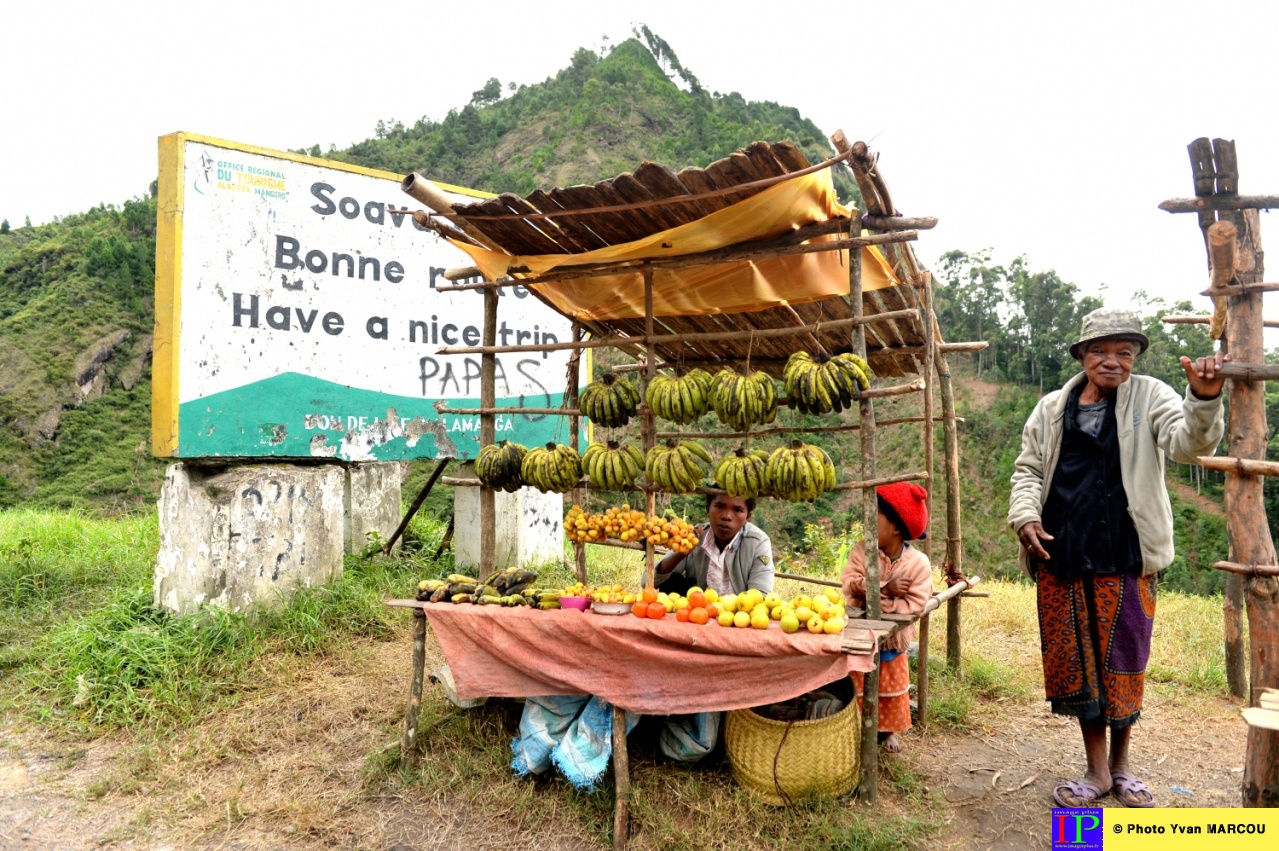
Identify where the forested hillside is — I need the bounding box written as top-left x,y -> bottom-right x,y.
0,31 -> 1253,594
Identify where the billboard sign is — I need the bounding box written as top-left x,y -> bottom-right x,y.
154,133 -> 579,461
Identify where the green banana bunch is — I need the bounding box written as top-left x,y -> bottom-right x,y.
581,440 -> 645,491
784,351 -> 871,415
578,374 -> 641,428
416,578 -> 449,601
645,438 -> 713,493
474,441 -> 528,492
709,369 -> 778,431
645,369 -> 712,424
713,447 -> 772,499
479,566 -> 539,596
521,442 -> 583,494
765,439 -> 838,502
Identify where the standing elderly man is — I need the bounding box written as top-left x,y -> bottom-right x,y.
1008,308 -> 1228,808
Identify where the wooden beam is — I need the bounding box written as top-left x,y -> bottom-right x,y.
1164,315 -> 1279,330
642,266 -> 657,590
861,215 -> 938,231
479,288 -> 497,578
655,414 -> 960,441
1159,194 -> 1279,213
434,229 -> 919,289
435,309 -> 920,355
1211,561 -> 1279,578
774,572 -> 842,589
1200,281 -> 1279,298
1198,456 -> 1279,477
608,341 -> 987,374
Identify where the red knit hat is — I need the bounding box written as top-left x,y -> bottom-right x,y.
876,482 -> 929,540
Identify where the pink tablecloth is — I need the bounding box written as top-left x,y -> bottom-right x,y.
422,604 -> 875,715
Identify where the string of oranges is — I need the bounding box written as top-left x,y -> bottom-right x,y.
564,504 -> 699,553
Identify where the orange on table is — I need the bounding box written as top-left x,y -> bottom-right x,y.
706,603 -> 721,618
646,601 -> 667,620
687,590 -> 707,610
642,587 -> 658,604
676,607 -> 691,623
689,607 -> 709,625
632,602 -> 648,618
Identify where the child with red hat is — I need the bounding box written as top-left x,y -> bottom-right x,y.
842,482 -> 934,753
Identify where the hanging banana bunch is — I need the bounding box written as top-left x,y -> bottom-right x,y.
581,440 -> 645,491
645,439 -> 713,493
714,447 -> 772,499
765,440 -> 837,502
645,368 -> 712,425
521,443 -> 584,494
578,374 -> 641,428
709,369 -> 778,431
783,351 -> 872,415
474,441 -> 528,492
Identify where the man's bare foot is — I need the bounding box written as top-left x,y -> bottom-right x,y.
882,733 -> 902,754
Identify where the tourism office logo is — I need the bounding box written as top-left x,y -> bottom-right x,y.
192,149 -> 288,200
1052,808 -> 1104,851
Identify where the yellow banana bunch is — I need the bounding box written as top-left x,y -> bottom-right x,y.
645,369 -> 712,424
578,374 -> 641,428
783,351 -> 871,415
765,439 -> 837,502
521,442 -> 584,493
581,440 -> 645,491
713,447 -> 772,499
709,369 -> 778,431
474,440 -> 528,492
645,439 -> 713,493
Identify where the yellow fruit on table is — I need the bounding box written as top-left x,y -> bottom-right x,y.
813,595 -> 831,614
763,593 -> 782,609
687,586 -> 703,596
750,604 -> 769,620
704,588 -> 719,604
795,605 -> 814,623
717,610 -> 735,627
823,617 -> 846,635
750,610 -> 770,630
769,606 -> 783,621
794,594 -> 813,610
822,587 -> 843,605
720,593 -> 737,613
733,611 -> 751,628
623,593 -> 635,604
806,615 -> 824,634
780,613 -> 800,634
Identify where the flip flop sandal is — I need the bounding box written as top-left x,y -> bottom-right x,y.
1053,779 -> 1106,807
1111,772 -> 1156,808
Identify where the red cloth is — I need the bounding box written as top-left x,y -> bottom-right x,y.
423,605 -> 875,715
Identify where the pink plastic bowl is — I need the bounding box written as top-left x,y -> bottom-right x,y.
559,596 -> 591,611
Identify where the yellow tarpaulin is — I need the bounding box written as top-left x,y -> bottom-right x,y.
449,171 -> 901,321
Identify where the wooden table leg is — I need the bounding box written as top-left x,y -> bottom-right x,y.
612,704 -> 630,851
400,609 -> 427,771
917,612 -> 930,727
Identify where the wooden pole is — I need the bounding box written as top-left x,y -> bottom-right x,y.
612,704 -> 630,851
1198,456 -> 1279,477
399,610 -> 427,770
1159,194 -> 1279,213
918,272 -> 937,727
848,233 -> 880,802
479,287 -> 498,578
642,265 -> 658,589
566,321 -> 588,583
382,458 -> 450,555
1222,203 -> 1279,807
937,354 -> 964,670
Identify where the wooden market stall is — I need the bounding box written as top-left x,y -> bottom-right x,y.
391,133 -> 986,837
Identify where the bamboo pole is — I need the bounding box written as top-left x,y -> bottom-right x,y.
399,610 -> 428,770
918,272 -> 937,727
862,215 -> 938,231
441,469 -> 928,494
435,230 -> 918,289
848,231 -> 880,802
1159,194 -> 1279,213
435,310 -> 920,356
937,353 -> 964,671
642,265 -> 657,589
479,288 -> 498,578
566,321 -> 588,583
1198,456 -> 1279,477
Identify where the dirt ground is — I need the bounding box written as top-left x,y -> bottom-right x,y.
0,633 -> 1251,851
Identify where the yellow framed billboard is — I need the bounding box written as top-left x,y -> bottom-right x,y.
154,133 -> 581,461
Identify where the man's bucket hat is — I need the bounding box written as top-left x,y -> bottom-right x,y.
1069,307 -> 1150,361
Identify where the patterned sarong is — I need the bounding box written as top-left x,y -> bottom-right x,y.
852,652 -> 913,734
1036,569 -> 1156,729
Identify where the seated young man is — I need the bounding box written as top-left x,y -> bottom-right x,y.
654,493 -> 775,596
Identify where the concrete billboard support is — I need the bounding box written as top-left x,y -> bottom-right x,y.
344,462 -> 403,554
453,471 -> 563,571
154,463 -> 345,616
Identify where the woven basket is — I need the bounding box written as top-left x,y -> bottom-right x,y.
724,699 -> 861,806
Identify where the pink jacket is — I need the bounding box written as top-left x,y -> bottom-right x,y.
841,544 -> 933,653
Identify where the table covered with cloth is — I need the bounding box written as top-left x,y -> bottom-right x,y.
420,604 -> 876,714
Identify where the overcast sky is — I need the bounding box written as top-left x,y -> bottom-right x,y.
4,1 -> 1277,324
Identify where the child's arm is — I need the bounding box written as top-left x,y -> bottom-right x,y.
879,556 -> 932,616
841,544 -> 867,605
